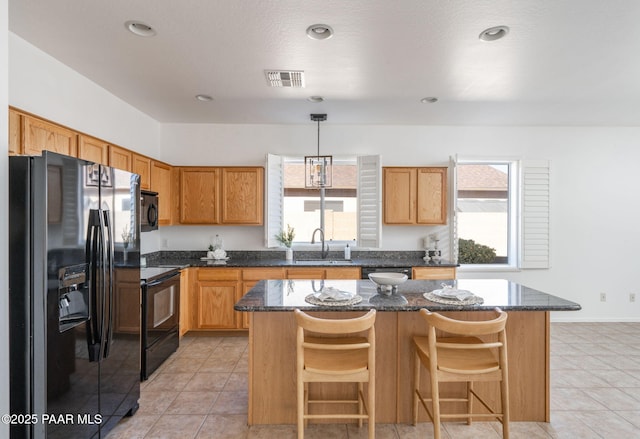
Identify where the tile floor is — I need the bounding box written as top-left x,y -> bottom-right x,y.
106,322 -> 640,438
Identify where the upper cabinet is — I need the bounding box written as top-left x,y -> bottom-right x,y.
8,109 -> 21,155
177,166 -> 264,225
179,167 -> 219,224
22,113 -> 77,157
78,134 -> 109,165
108,145 -> 132,171
150,160 -> 174,226
383,167 -> 447,225
220,167 -> 264,225
132,154 -> 152,190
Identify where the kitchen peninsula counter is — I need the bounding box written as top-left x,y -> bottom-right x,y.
236,279 -> 580,425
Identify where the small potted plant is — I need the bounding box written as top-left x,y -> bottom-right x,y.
275,224 -> 295,260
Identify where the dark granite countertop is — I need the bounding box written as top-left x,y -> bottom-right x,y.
144,250 -> 457,269
234,278 -> 582,312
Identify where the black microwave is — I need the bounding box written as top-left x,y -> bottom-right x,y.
140,190 -> 159,232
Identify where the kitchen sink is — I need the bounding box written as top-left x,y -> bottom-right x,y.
294,259 -> 354,266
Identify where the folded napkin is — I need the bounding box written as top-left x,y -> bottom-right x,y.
431,284 -> 476,301
313,286 -> 354,302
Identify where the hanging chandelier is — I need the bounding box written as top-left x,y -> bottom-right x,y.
305,113 -> 332,188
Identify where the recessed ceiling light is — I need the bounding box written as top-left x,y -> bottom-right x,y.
306,24 -> 334,40
195,94 -> 213,102
125,20 -> 156,37
479,25 -> 509,42
420,97 -> 438,104
308,96 -> 324,103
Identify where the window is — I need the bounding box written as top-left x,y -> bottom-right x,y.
454,158 -> 550,269
283,157 -> 358,243
266,154 -> 381,249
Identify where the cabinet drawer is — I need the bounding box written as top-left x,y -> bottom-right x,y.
197,268 -> 242,281
286,268 -> 325,279
325,267 -> 361,279
412,267 -> 456,280
243,268 -> 285,281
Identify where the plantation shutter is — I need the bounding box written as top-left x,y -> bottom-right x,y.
449,155 -> 459,264
265,154 -> 284,248
520,159 -> 550,268
357,155 -> 381,248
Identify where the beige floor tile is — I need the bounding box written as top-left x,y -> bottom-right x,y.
297,423 -> 349,438
224,372 -> 248,392
210,391 -> 249,415
184,372 -> 231,392
199,357 -> 241,373
395,422 -> 446,438
196,414 -> 249,439
541,411 -> 601,438
161,357 -> 207,374
442,421 -> 502,438
164,391 -> 220,415
582,387 -> 640,411
143,372 -> 196,392
346,422 -> 399,438
551,388 -> 609,411
137,390 -> 180,415
247,424 -> 297,439
144,414 -> 207,439
575,410 -> 640,438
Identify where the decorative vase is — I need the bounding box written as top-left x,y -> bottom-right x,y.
285,247 -> 293,261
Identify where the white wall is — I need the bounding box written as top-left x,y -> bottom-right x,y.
9,33 -> 161,158
1,0 -> 10,434
159,123 -> 640,322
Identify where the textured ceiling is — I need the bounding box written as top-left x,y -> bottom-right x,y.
9,0 -> 640,125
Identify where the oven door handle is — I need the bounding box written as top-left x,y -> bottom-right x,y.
145,272 -> 181,287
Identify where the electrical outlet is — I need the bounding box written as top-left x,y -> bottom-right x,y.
600,293 -> 606,302
631,293 -> 636,303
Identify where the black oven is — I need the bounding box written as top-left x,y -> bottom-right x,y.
140,268 -> 180,380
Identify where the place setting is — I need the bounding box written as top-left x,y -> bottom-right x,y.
424,283 -> 484,305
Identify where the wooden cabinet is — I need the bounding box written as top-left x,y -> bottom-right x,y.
8,109 -> 21,155
383,167 -> 447,225
220,167 -> 264,225
108,144 -> 132,171
22,114 -> 77,157
78,134 -> 109,165
179,268 -> 190,336
132,153 -> 152,190
412,266 -> 456,280
194,268 -> 242,329
150,160 -> 174,225
179,167 -> 219,224
177,166 -> 264,225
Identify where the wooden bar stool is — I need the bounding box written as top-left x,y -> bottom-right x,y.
412,308 -> 509,439
294,309 -> 376,439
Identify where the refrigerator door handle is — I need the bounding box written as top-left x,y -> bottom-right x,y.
85,209 -> 103,362
97,209 -> 109,362
102,209 -> 115,359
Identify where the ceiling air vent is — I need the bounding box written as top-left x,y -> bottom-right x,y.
265,70 -> 305,88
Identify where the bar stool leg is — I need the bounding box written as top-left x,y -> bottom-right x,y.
412,350 -> 420,425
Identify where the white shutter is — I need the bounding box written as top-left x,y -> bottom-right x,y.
520,159 -> 550,268
449,155 -> 459,264
265,154 -> 284,248
357,155 -> 381,248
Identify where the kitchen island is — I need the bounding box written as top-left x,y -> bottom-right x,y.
235,278 -> 581,425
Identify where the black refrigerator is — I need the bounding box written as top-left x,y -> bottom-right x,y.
9,151 -> 141,438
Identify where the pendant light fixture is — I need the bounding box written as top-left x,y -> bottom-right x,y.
305,114 -> 332,188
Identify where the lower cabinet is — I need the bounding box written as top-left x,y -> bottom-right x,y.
187,266 -> 362,332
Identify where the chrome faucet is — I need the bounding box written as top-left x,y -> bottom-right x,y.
311,228 -> 329,259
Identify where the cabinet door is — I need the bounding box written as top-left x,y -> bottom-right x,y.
220,167 -> 264,225
197,281 -> 239,329
133,154 -> 152,190
109,145 -> 132,171
151,161 -> 173,225
22,115 -> 77,157
180,167 -> 219,224
241,268 -> 286,329
78,134 -> 109,165
383,167 -> 416,224
9,109 -> 21,155
417,167 -> 447,224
